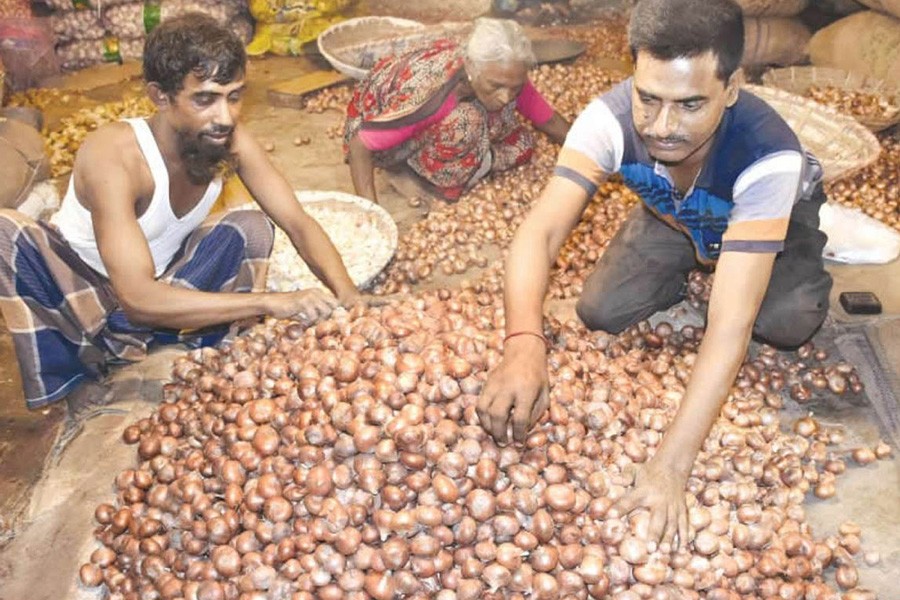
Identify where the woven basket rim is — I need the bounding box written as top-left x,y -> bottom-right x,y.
761,66 -> 900,131
236,190 -> 398,292
295,189 -> 398,244
744,84 -> 882,182
290,190 -> 397,291
317,16 -> 425,79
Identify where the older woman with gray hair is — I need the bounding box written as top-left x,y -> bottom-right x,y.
344,18 -> 570,203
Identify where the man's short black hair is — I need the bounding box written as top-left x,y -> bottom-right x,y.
628,0 -> 744,82
143,12 -> 246,96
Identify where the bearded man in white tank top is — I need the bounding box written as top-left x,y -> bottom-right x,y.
0,13 -> 370,411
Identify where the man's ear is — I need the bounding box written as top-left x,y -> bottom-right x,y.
725,68 -> 744,107
146,82 -> 171,110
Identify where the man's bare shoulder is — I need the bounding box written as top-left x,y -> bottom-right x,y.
72,121 -> 150,211
74,121 -> 144,176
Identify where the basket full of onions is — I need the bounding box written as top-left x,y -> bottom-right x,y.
243,190 -> 398,293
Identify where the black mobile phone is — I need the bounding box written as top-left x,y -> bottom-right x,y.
839,291 -> 882,315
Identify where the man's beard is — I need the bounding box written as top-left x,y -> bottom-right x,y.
176,126 -> 236,185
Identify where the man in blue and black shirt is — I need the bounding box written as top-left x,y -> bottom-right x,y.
479,0 -> 831,547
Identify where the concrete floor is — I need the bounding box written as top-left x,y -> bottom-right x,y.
0,24 -> 899,600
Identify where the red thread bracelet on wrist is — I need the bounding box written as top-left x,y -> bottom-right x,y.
503,330 -> 549,348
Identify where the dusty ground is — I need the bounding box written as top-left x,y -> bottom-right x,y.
0,23 -> 898,600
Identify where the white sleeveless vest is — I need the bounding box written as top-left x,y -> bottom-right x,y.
52,118 -> 223,278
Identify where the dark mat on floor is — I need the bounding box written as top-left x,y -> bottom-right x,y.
832,318 -> 900,448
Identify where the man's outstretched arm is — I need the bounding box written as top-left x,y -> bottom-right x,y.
611,250 -> 776,546
478,176 -> 594,443
233,125 -> 361,306
82,130 -> 333,329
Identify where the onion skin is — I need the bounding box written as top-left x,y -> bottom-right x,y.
836,565 -> 859,590
79,564 -> 102,587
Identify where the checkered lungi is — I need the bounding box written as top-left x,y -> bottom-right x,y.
0,209 -> 273,408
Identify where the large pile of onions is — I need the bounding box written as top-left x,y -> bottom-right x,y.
826,132 -> 900,231
73,17 -> 893,600
803,86 -> 899,124
79,286 -> 888,599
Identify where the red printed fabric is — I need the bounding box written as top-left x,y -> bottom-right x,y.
343,38 -> 537,199
407,102 -> 534,199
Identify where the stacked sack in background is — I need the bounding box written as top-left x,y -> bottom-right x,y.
857,0 -> 900,17
735,0 -> 814,67
811,0 -> 866,13
45,0 -> 254,71
0,1 -> 60,90
0,0 -> 31,18
246,0 -> 360,56
810,1 -> 900,79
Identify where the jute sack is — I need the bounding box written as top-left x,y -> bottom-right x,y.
811,0 -> 866,14
735,0 -> 808,16
743,17 -> 811,66
0,117 -> 50,210
856,0 -> 900,18
809,11 -> 900,80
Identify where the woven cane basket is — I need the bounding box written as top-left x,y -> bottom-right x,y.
237,191 -> 398,293
318,18 -> 475,79
318,17 -> 585,80
743,84 -> 882,182
318,17 -> 476,79
762,66 -> 900,131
